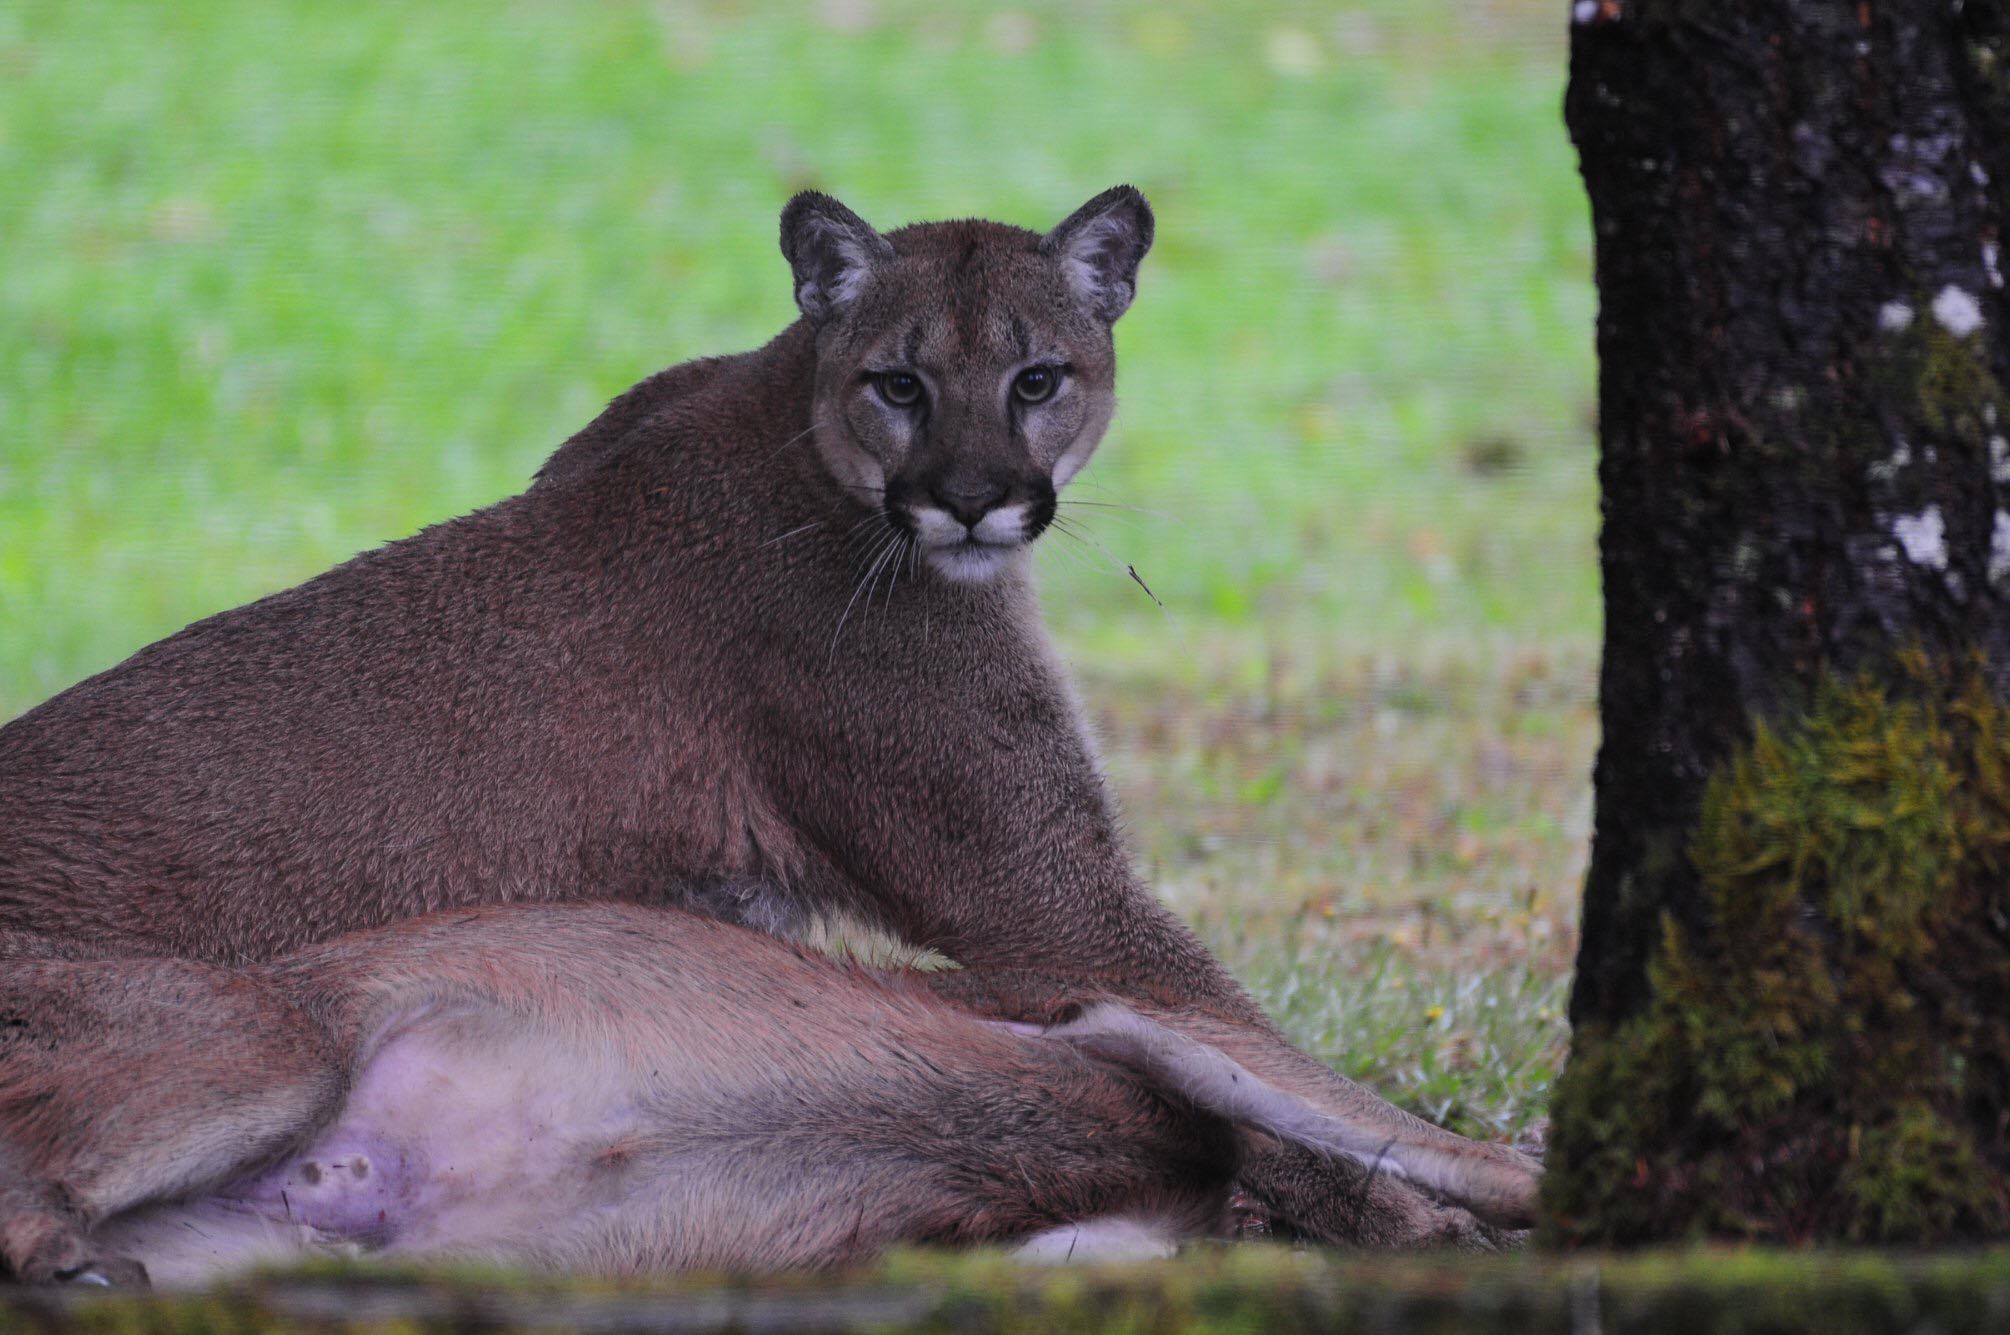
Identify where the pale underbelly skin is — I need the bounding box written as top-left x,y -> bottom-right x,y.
97,1009 -> 650,1287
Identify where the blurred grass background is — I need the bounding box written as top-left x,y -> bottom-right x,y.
0,0 -> 1595,1141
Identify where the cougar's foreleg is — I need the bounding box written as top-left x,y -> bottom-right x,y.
922,963 -> 1539,1236
1036,1002 -> 1539,1238
0,952 -> 344,1285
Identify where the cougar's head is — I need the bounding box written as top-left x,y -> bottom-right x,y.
780,186 -> 1153,583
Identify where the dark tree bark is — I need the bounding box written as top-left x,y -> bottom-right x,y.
1548,2 -> 2010,1243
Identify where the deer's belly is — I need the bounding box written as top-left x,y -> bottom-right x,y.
255,1011 -> 644,1250
104,1009 -> 654,1285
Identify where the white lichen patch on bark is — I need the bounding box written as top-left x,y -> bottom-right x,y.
1882,132 -> 1959,203
1932,284 -> 1985,337
1871,437 -> 1915,482
1892,506 -> 1948,570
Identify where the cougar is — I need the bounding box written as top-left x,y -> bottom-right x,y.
2,900 -> 1512,1287
0,187 -> 1540,1283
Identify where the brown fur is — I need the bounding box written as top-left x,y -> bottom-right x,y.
4,904 -> 1243,1283
0,190 -> 1539,1278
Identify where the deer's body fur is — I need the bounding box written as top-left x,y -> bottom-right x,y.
9,901 -> 1463,1287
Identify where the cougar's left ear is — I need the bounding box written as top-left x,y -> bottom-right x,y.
1041,185 -> 1155,324
779,191 -> 896,324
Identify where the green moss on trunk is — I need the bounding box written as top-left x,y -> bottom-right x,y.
1546,666 -> 2010,1245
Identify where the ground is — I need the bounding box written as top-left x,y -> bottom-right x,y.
8,1247 -> 2010,1332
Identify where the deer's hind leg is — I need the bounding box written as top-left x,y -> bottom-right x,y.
0,952 -> 343,1285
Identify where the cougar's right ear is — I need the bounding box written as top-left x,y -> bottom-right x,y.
779,192 -> 895,325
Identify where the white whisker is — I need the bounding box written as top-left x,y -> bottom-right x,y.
844,512 -> 893,554
1048,515 -> 1170,614
762,417 -> 828,465
761,520 -> 825,548
884,534 -> 912,607
828,527 -> 902,665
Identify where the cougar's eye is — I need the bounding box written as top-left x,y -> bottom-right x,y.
1012,366 -> 1060,403
877,372 -> 923,407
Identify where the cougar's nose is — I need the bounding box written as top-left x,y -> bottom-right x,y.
929,479 -> 1011,529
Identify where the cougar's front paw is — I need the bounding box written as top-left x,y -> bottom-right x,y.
1472,1144 -> 1544,1229
3,1209 -> 78,1284
1,1206 -> 149,1289
54,1255 -> 151,1288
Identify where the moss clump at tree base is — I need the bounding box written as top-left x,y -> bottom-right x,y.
4,1246 -> 2009,1334
1546,663 -> 2010,1245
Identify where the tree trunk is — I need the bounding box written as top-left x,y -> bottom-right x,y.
1547,1 -> 2010,1243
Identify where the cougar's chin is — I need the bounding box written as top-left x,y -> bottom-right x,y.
924,539 -> 1020,583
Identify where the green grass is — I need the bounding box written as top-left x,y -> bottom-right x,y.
11,1246 -> 2010,1332
1091,638 -> 1592,1143
0,2 -> 1595,1145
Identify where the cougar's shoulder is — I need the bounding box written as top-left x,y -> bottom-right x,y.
533,334 -> 803,489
